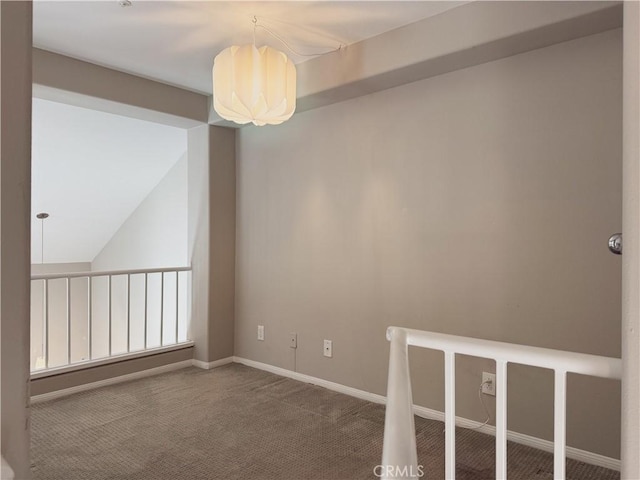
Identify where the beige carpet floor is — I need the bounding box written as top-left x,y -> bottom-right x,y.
31,364 -> 619,480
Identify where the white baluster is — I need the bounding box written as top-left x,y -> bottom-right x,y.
382,327 -> 418,480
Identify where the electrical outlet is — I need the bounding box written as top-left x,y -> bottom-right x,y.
289,333 -> 297,349
482,372 -> 496,396
257,325 -> 265,341
323,339 -> 332,358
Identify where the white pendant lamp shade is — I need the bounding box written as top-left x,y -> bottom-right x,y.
213,44 -> 296,126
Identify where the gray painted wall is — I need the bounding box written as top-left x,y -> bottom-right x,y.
0,2 -> 33,476
208,127 -> 236,361
235,30 -> 622,458
187,125 -> 236,363
188,125 -> 211,362
33,49 -> 208,128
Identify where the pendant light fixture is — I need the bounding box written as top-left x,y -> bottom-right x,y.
36,212 -> 49,264
213,17 -> 296,127
35,212 -> 50,370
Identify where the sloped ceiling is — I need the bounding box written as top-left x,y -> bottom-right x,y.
31,98 -> 187,264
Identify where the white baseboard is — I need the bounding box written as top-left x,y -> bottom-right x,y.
233,356 -> 387,405
192,356 -> 234,370
232,357 -> 620,472
410,405 -> 621,472
31,360 -> 193,404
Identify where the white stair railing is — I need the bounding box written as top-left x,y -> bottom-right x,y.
381,326 -> 622,480
30,266 -> 191,373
